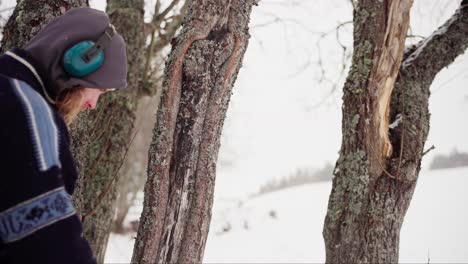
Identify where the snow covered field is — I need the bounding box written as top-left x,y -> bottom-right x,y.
105,167 -> 468,263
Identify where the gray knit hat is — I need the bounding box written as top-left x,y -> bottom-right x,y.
24,7 -> 128,95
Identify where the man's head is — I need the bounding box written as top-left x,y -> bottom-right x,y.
23,7 -> 128,124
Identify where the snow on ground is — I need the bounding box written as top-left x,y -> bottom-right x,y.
400,167 -> 468,263
105,167 -> 468,263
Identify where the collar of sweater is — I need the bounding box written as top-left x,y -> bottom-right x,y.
0,48 -> 57,106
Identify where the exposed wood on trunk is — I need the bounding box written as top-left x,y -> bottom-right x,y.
132,0 -> 256,263
324,1 -> 468,263
367,0 -> 412,173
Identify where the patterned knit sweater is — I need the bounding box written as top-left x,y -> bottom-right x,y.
0,49 -> 95,263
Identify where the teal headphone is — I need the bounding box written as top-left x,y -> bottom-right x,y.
62,24 -> 116,77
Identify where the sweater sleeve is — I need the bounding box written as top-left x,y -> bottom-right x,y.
0,78 -> 95,264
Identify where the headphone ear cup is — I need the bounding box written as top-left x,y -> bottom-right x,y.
63,41 -> 104,77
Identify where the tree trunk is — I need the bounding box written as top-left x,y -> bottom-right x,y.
132,0 -> 257,263
323,1 -> 468,262
70,1 -> 145,262
0,0 -> 87,52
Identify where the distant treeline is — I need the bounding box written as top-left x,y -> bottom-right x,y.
430,149 -> 468,170
254,163 -> 333,197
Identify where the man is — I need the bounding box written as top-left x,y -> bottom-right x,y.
0,7 -> 127,263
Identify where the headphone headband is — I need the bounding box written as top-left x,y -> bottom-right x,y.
82,24 -> 116,63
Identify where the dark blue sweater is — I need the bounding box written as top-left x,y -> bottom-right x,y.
0,49 -> 95,263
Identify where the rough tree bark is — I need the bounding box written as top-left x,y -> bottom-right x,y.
70,0 -> 145,262
132,0 -> 257,263
0,1 -> 145,263
0,0 -> 87,52
323,0 -> 468,263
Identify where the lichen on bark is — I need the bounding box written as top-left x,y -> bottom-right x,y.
324,1 -> 468,263
132,0 -> 256,263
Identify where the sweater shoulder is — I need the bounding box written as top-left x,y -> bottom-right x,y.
0,76 -> 63,172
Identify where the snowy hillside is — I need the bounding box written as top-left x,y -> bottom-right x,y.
105,167 -> 468,263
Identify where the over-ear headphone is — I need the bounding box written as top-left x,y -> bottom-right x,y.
62,24 -> 116,77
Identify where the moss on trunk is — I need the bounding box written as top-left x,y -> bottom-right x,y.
323,1 -> 468,262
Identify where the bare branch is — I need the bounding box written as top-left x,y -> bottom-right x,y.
252,10 -> 323,35
402,1 -> 468,81
153,0 -> 188,54
406,34 -> 425,40
155,0 -> 161,16
313,21 -> 352,84
155,0 -> 180,24
140,0 -> 188,97
422,145 -> 436,156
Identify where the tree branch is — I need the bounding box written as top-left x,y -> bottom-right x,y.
155,0 -> 180,23
388,1 -> 468,182
153,0 -> 188,54
402,1 -> 468,81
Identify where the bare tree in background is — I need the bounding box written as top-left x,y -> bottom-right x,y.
132,0 -> 257,262
112,95 -> 157,234
323,0 -> 468,262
